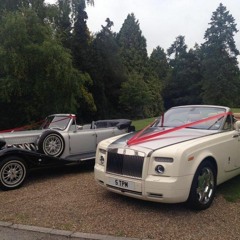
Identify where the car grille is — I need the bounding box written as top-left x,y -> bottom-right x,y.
106,149 -> 144,178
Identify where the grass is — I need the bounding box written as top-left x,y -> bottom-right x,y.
132,114 -> 240,202
132,117 -> 156,131
218,176 -> 240,202
232,108 -> 240,113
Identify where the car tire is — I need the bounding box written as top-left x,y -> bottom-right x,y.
0,156 -> 27,191
187,160 -> 216,210
38,130 -> 65,157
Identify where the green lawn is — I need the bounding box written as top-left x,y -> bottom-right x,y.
132,117 -> 156,131
132,114 -> 240,202
232,108 -> 240,113
218,176 -> 240,202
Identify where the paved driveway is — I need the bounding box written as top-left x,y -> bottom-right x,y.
0,163 -> 240,240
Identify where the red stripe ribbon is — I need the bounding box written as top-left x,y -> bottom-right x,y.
0,115 -> 75,133
127,112 -> 232,146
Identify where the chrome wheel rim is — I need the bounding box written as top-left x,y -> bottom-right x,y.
197,167 -> 214,204
1,161 -> 26,187
43,134 -> 63,156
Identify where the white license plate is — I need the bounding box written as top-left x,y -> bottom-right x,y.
108,177 -> 135,191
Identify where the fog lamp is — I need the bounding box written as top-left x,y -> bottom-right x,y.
155,165 -> 165,174
100,155 -> 105,165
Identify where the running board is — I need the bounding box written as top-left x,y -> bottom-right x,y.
64,152 -> 95,161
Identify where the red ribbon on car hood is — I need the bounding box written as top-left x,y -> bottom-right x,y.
127,112 -> 232,146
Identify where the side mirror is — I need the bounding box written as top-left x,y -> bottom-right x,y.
235,121 -> 240,131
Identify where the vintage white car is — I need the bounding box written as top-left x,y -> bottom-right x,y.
94,105 -> 240,210
0,114 -> 134,190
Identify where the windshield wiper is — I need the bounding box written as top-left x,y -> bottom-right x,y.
185,126 -> 199,129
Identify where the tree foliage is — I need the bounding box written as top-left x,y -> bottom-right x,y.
117,13 -> 148,75
117,13 -> 164,117
0,2 -> 239,129
0,7 -> 94,128
201,3 -> 240,106
88,18 -> 127,119
149,46 -> 169,81
119,71 -> 152,118
164,36 -> 202,108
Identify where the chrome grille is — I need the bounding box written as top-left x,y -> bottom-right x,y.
106,150 -> 144,178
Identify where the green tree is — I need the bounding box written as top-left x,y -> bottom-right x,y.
0,9 -> 95,128
117,13 -> 148,75
52,0 -> 94,50
0,0 -> 51,21
149,46 -> 169,81
164,36 -> 202,108
143,73 -> 164,117
54,0 -> 72,48
71,0 -> 91,72
46,0 -> 96,122
88,18 -> 127,119
117,13 -> 160,117
119,71 -> 152,118
201,3 -> 240,106
145,46 -> 168,115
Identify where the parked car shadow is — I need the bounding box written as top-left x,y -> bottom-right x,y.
26,160 -> 95,184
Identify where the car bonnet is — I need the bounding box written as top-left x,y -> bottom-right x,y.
108,127 -> 218,151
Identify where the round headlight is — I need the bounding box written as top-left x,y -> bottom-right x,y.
155,165 -> 165,174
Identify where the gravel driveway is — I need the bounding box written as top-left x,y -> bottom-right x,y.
0,162 -> 240,240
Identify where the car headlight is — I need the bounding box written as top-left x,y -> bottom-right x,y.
155,165 -> 165,174
154,157 -> 174,163
98,148 -> 107,165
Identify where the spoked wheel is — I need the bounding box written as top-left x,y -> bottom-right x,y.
187,161 -> 216,210
38,130 -> 65,157
0,157 -> 27,190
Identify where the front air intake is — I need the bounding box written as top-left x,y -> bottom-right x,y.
106,150 -> 144,178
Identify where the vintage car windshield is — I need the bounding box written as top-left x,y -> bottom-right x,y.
41,116 -> 71,130
155,106 -> 227,130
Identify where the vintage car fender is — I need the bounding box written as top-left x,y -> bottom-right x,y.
0,146 -> 72,191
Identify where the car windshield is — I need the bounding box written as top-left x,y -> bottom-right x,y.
155,106 -> 227,130
41,116 -> 71,130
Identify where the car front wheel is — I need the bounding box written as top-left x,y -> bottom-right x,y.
187,160 -> 216,210
0,157 -> 27,190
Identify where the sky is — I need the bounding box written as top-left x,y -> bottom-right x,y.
47,0 -> 240,62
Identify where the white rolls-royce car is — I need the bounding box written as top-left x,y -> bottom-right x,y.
94,105 -> 240,210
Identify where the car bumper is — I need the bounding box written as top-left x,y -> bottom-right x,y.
94,164 -> 193,204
